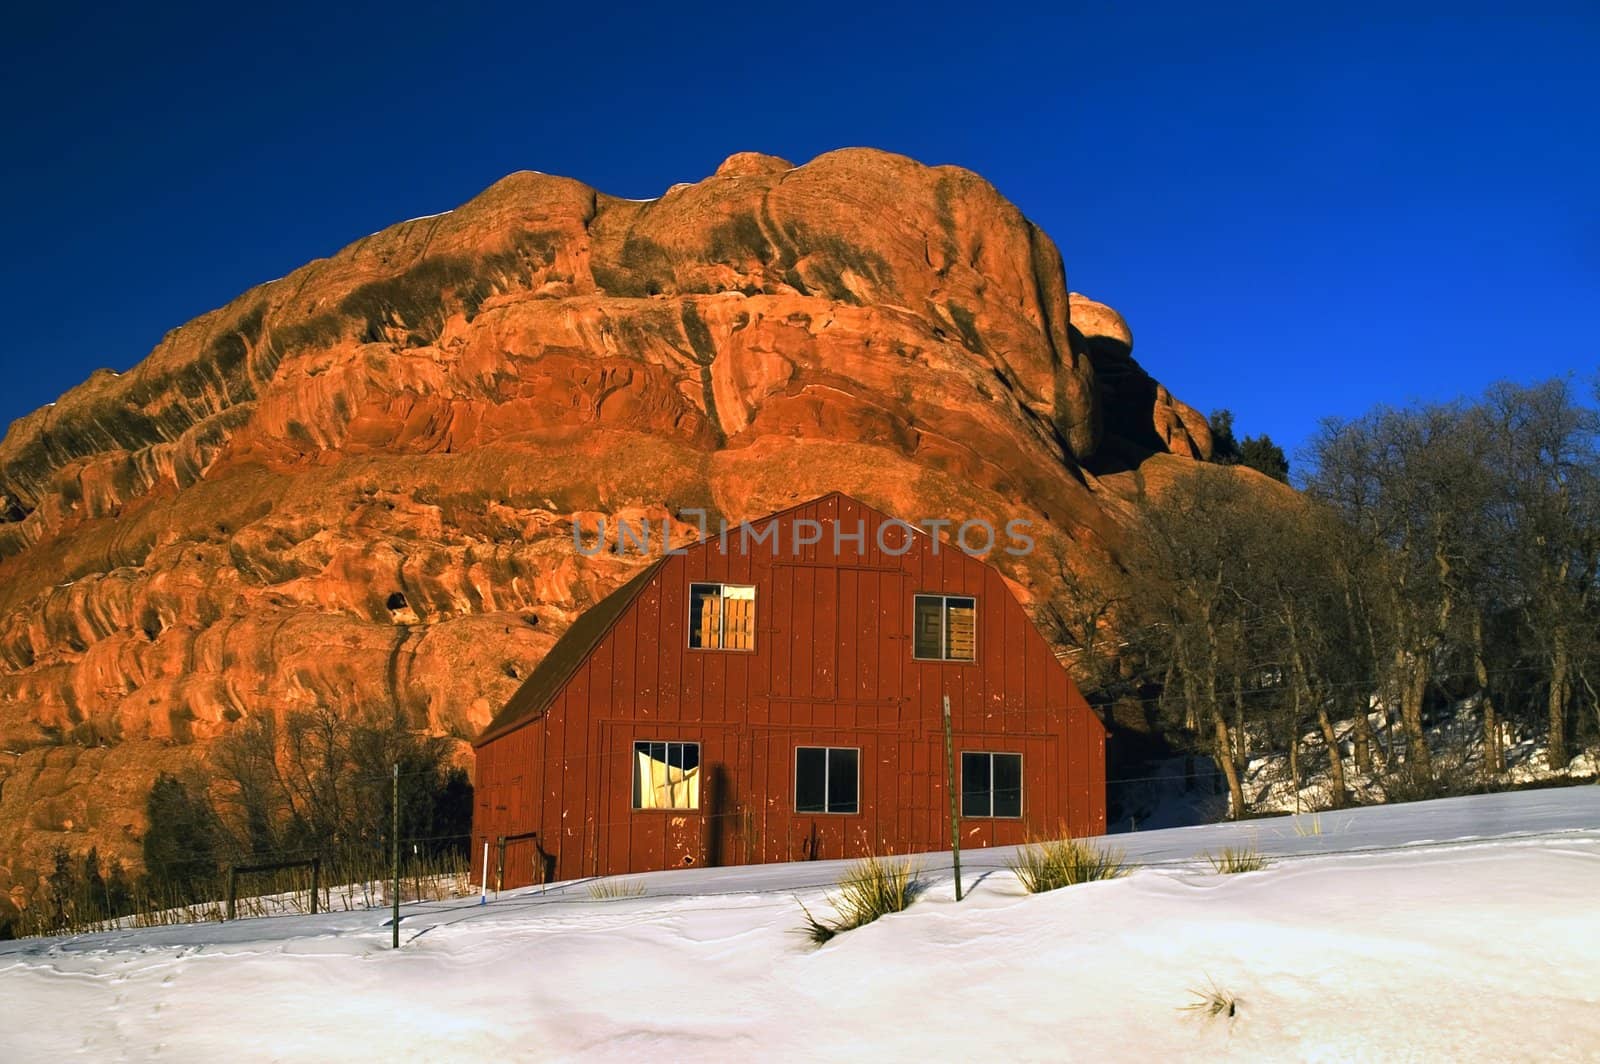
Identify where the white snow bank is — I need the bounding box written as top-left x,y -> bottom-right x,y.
2,788 -> 1597,1061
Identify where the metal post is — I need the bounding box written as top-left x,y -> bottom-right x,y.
310,857 -> 320,916
226,866 -> 238,921
943,695 -> 963,902
480,840 -> 489,905
391,763 -> 401,949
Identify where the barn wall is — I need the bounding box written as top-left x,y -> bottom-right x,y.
474,494 -> 1105,887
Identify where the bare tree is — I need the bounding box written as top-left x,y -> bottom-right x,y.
1038,536 -> 1125,697
1118,375 -> 1598,818
1258,502 -> 1374,806
1306,404 -> 1491,777
1126,469 -> 1276,818
1484,380 -> 1600,771
207,705 -> 465,872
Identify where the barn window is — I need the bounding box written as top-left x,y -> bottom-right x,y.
913,594 -> 977,661
689,583 -> 756,651
794,746 -> 859,814
961,752 -> 1023,818
632,741 -> 701,810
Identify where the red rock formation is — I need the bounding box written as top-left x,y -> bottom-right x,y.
1068,293 -> 1212,464
0,147 -> 1215,907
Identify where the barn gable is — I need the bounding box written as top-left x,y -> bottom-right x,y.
476,560 -> 665,746
472,491 -> 1106,885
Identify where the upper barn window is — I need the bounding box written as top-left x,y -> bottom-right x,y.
633,740 -> 700,810
913,594 -> 977,661
689,583 -> 755,651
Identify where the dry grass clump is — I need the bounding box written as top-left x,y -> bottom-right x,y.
798,856 -> 920,946
1206,845 -> 1267,874
1182,976 -> 1239,1021
1008,836 -> 1128,893
586,878 -> 646,900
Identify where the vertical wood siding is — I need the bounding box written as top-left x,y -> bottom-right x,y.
473,494 -> 1106,887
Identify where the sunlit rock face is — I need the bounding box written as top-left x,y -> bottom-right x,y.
0,147 -> 1215,900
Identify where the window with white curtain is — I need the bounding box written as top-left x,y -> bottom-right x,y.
632,741 -> 701,810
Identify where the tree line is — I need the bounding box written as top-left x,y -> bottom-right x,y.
5,708 -> 470,937
1071,377 -> 1600,817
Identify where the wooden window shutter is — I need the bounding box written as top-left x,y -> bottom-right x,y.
945,599 -> 976,661
724,594 -> 753,650
699,592 -> 723,649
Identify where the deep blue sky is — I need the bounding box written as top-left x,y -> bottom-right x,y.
3,4 -> 1596,465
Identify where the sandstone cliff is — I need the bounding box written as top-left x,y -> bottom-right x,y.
0,147 -> 1210,904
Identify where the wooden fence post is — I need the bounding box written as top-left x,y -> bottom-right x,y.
943,694 -> 963,902
391,763 -> 401,950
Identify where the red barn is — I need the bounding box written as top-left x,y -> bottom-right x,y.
471,492 -> 1105,888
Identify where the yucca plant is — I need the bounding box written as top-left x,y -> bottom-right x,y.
1008,836 -> 1128,893
1291,813 -> 1323,838
797,855 -> 920,946
587,878 -> 646,900
1206,845 -> 1267,874
1182,976 -> 1239,1021
797,899 -> 839,946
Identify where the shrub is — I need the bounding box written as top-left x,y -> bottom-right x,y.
705,211 -> 770,264
797,856 -> 920,946
1008,836 -> 1127,893
338,257 -> 472,346
1380,748 -> 1478,804
267,312 -> 345,358
587,879 -> 646,900
15,846 -> 144,937
591,233 -> 676,297
1206,846 -> 1267,874
946,302 -> 985,354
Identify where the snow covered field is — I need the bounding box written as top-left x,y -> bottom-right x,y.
3,788 -> 1597,1062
